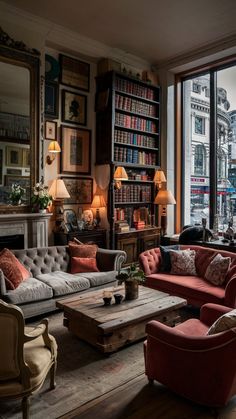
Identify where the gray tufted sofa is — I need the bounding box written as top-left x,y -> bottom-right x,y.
0,245 -> 126,319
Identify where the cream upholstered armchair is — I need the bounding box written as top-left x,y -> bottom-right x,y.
0,299 -> 57,419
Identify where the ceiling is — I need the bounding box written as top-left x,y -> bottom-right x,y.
4,0 -> 236,65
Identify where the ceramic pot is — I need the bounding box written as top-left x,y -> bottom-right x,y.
125,280 -> 139,300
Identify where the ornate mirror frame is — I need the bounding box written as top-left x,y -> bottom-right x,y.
0,27 -> 40,213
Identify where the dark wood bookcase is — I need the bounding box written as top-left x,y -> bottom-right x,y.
95,71 -> 160,258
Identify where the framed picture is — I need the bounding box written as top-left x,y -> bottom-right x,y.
45,120 -> 57,140
22,148 -> 30,167
60,125 -> 91,175
61,177 -> 93,204
62,90 -> 87,126
63,209 -> 78,230
6,146 -> 23,167
45,81 -> 59,118
59,54 -> 90,92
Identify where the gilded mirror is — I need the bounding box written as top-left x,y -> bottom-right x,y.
0,27 -> 40,213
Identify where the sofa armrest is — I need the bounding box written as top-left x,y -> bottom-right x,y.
96,248 -> 127,272
225,275 -> 236,308
0,269 -> 7,296
200,303 -> 232,326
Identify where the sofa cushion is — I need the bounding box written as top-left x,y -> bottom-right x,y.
170,249 -> 197,276
68,242 -> 98,258
159,245 -> 180,272
36,271 -> 90,296
4,277 -> 53,305
207,309 -> 236,335
70,257 -> 99,274
0,248 -> 30,289
77,270 -> 117,287
205,253 -> 231,286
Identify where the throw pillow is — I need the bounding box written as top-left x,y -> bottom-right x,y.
204,253 -> 231,286
70,257 -> 99,274
159,245 -> 180,272
0,248 -> 30,289
207,309 -> 236,335
169,249 -> 197,276
68,242 -> 98,258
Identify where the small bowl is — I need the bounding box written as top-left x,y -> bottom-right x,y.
114,293 -> 123,304
103,296 -> 112,306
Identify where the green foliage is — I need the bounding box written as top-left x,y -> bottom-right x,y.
31,181 -> 52,209
116,263 -> 145,284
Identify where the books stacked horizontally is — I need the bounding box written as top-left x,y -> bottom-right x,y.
115,221 -> 130,233
133,221 -> 145,230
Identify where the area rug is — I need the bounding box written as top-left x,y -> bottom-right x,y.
0,312 -> 145,419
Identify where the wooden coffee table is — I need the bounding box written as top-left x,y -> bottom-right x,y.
56,286 -> 187,353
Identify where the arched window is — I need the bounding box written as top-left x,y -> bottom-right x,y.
194,144 -> 206,175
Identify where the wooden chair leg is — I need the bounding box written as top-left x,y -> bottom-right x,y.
22,396 -> 29,419
50,361 -> 57,390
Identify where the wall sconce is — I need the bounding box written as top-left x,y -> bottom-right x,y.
154,189 -> 176,236
113,166 -> 128,189
153,170 -> 166,189
48,178 -> 70,231
46,141 -> 61,165
91,192 -> 106,228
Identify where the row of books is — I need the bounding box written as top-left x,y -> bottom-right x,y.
114,207 -> 151,228
114,184 -> 152,203
115,94 -> 156,117
126,169 -> 151,181
114,146 -> 157,165
115,113 -> 157,133
114,129 -> 157,148
115,78 -> 156,101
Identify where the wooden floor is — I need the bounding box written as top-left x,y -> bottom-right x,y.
59,373 -> 236,419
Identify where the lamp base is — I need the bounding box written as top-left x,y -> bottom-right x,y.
52,199 -> 65,231
95,208 -> 101,228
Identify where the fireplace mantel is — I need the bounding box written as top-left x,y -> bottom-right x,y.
0,213 -> 52,248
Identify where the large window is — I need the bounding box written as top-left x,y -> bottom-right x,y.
182,63 -> 236,229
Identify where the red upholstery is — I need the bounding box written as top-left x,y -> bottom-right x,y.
144,303 -> 236,407
139,245 -> 236,308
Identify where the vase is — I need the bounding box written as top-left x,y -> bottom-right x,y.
125,280 -> 139,300
39,209 -> 47,214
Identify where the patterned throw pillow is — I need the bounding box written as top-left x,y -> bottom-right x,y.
204,253 -> 231,286
68,242 -> 98,258
0,248 -> 30,289
169,249 -> 197,276
70,257 -> 99,274
207,309 -> 236,335
159,245 -> 180,272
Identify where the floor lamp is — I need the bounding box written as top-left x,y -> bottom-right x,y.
154,189 -> 176,236
49,179 -> 70,231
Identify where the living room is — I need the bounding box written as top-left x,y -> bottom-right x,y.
1,0 -> 236,418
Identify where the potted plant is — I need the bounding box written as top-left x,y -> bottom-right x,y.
31,181 -> 52,213
9,183 -> 25,206
116,264 -> 145,300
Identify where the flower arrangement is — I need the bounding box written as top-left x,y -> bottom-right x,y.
31,181 -> 52,210
9,183 -> 25,205
116,263 -> 145,284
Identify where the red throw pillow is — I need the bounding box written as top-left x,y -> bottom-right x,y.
70,257 -> 99,274
68,242 -> 98,258
0,248 -> 30,289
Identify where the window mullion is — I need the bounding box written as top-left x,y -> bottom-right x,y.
209,71 -> 217,228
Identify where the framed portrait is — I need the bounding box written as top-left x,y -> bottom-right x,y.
6,146 -> 23,167
22,148 -> 30,167
45,120 -> 57,140
61,177 -> 93,204
63,209 -> 78,230
60,125 -> 91,175
62,90 -> 87,126
45,81 -> 59,118
59,54 -> 90,92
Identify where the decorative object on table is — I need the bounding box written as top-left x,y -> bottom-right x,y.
63,209 -> 78,231
62,90 -> 87,126
114,293 -> 123,304
59,54 -> 90,92
116,264 -> 145,300
9,183 -> 25,205
103,290 -> 113,306
46,140 -> 61,165
91,191 -> 106,228
31,181 -> 52,212
48,178 -> 70,230
45,81 -> 59,118
61,177 -> 93,204
154,189 -> 176,236
113,166 -> 128,189
82,209 -> 94,229
60,126 -> 91,175
45,120 -> 57,140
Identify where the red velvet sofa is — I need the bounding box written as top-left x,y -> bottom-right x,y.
139,245 -> 236,308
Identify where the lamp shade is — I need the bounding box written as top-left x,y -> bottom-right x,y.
91,194 -> 106,208
48,140 -> 61,153
154,189 -> 176,205
153,170 -> 166,184
114,166 -> 128,180
49,179 -> 70,199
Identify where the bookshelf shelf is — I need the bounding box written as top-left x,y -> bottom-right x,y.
96,70 -> 160,255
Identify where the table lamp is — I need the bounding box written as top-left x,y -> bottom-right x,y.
49,179 -> 70,230
91,192 -> 106,227
154,189 -> 176,235
113,166 -> 128,189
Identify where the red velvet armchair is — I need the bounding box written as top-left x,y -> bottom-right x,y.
144,303 -> 236,407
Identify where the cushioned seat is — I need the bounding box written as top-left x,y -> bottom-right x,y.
5,278 -> 53,304
36,271 -> 90,296
77,270 -> 118,287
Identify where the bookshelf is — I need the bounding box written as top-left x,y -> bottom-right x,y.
96,71 -> 160,258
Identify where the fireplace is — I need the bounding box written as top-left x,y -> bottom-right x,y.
0,234 -> 24,250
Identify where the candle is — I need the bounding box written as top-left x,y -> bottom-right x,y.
103,291 -> 112,298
